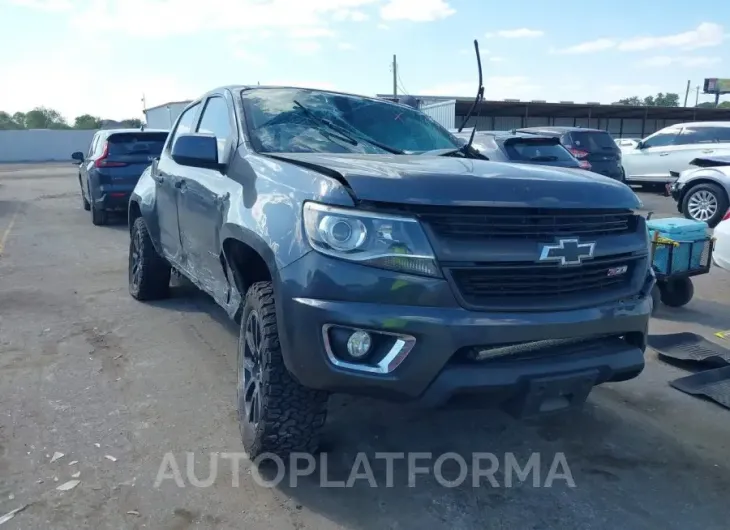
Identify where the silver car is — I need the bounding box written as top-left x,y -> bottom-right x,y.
622,122 -> 730,186
670,155 -> 730,226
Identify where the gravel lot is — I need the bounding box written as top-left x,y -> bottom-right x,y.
1,163 -> 730,529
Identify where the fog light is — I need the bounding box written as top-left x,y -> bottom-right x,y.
346,330 -> 372,358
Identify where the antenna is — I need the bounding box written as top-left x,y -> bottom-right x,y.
457,39 -> 483,134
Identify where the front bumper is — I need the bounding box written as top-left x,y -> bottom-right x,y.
276,252 -> 653,410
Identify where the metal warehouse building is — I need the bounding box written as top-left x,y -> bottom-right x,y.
379,95 -> 730,138
144,100 -> 192,129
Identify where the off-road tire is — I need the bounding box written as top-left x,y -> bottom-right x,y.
128,217 -> 171,301
659,277 -> 694,308
238,281 -> 328,459
682,182 -> 728,228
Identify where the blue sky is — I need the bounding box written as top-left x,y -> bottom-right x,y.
1,0 -> 728,121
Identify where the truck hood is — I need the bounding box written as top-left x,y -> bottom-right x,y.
271,152 -> 641,209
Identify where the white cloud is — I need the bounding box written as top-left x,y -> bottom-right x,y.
332,9 -> 369,21
380,0 -> 455,22
338,42 -> 355,50
553,38 -> 616,54
555,22 -> 726,55
68,0 -> 382,37
618,22 -> 725,51
420,76 -> 542,101
636,55 -> 721,68
292,40 -> 323,54
485,28 -> 544,39
8,0 -> 72,11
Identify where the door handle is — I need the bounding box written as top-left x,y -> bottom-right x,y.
659,152 -> 669,156
702,149 -> 715,154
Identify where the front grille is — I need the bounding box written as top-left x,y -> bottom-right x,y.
449,253 -> 640,309
418,207 -> 636,240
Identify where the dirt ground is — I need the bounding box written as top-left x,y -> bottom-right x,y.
1,163 -> 730,529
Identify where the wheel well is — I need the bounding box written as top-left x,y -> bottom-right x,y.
128,201 -> 142,234
680,178 -> 728,203
222,238 -> 272,301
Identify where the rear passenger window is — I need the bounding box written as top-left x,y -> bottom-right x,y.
169,103 -> 200,150
196,97 -> 233,160
676,127 -> 719,145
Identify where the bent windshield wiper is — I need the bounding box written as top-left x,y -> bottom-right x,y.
293,100 -> 404,154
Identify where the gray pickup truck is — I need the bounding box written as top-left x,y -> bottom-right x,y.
127,85 -> 655,458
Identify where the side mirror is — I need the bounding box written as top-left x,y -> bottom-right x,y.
635,141 -> 644,150
71,151 -> 84,163
171,133 -> 221,170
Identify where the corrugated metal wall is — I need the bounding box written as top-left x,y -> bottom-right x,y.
421,100 -> 456,129
144,102 -> 190,129
0,129 -> 97,163
456,114 -> 685,138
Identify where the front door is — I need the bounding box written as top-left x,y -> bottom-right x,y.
176,94 -> 237,304
623,127 -> 681,180
153,102 -> 201,263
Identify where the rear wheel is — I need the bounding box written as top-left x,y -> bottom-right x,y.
238,281 -> 328,459
91,203 -> 107,225
80,177 -> 90,211
682,183 -> 728,227
128,217 -> 171,300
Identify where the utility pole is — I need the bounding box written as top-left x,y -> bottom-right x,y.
392,54 -> 397,101
695,85 -> 700,106
683,80 -> 691,107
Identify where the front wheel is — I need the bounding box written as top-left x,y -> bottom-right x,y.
659,277 -> 694,308
237,281 -> 328,459
128,217 -> 171,300
682,183 -> 728,228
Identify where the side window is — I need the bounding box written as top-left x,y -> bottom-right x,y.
93,134 -> 107,156
714,127 -> 730,142
675,126 -> 718,145
642,129 -> 680,149
196,96 -> 233,161
87,134 -> 99,157
168,103 -> 200,151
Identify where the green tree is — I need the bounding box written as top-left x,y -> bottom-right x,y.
74,114 -> 102,129
0,111 -> 23,129
23,107 -> 69,129
12,112 -> 26,128
120,118 -> 143,128
614,96 -> 643,106
613,93 -> 680,107
696,101 -> 730,108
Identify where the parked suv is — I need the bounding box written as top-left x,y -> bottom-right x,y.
72,128 -> 168,225
451,130 -> 585,169
127,86 -> 654,457
622,122 -> 730,187
517,126 -> 625,181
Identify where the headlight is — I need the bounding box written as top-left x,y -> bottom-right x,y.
303,202 -> 440,277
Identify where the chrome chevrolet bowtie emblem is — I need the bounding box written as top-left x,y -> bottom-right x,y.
539,238 -> 595,266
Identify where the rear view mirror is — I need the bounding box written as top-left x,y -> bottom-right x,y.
171,133 -> 220,170
71,151 -> 84,163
